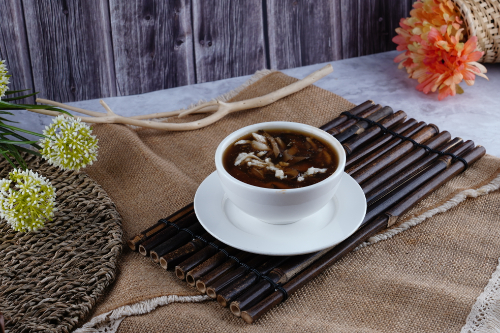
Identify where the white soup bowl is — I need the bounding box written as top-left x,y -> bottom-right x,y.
215,121 -> 346,224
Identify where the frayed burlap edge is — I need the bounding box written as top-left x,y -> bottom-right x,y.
215,69 -> 274,103
78,170 -> 500,333
74,295 -> 210,333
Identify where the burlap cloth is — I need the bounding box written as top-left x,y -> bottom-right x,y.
80,71 -> 500,332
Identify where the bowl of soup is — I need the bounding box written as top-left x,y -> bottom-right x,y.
215,121 -> 346,224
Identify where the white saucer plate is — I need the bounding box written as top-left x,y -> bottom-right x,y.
194,172 -> 366,256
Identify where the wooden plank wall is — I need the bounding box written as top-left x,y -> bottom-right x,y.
0,0 -> 415,103
0,0 -> 35,103
22,0 -> 116,103
192,0 -> 267,83
267,0 -> 343,68
109,0 -> 195,96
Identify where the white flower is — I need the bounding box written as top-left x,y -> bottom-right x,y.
39,115 -> 99,171
0,59 -> 10,100
0,168 -> 56,232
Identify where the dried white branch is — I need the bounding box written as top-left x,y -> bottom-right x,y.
30,65 -> 333,131
99,100 -> 116,116
36,98 -> 107,117
26,108 -> 63,117
129,104 -> 219,120
178,100 -> 219,118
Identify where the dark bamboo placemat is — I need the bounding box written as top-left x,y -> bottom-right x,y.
0,154 -> 122,333
127,100 -> 487,323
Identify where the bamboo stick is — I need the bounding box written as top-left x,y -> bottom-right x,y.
229,249 -> 331,316
345,119 -> 421,169
326,104 -> 382,135
329,118 -> 358,135
365,138 -> 471,205
184,246 -> 239,285
206,256 -> 268,299
319,100 -> 374,132
334,106 -> 394,143
383,146 -> 485,225
173,239 -> 226,280
217,256 -> 289,307
149,222 -> 205,262
362,140 -> 475,225
349,124 -> 439,182
196,251 -> 254,293
342,110 -> 407,155
127,203 -> 194,251
159,232 -> 215,270
240,146 -> 486,323
360,131 -> 452,195
138,212 -> 198,256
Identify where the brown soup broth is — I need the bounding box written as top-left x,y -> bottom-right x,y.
223,129 -> 338,189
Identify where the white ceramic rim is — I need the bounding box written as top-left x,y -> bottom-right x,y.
214,121 -> 346,192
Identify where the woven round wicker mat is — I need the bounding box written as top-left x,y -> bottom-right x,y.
0,154 -> 123,333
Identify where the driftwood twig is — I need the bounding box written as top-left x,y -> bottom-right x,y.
28,65 -> 334,131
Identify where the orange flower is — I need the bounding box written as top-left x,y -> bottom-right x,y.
393,0 -> 488,100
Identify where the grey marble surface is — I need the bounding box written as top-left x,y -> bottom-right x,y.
22,50 -> 500,156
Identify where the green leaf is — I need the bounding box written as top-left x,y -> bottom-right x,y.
0,111 -> 14,116
0,139 -> 38,144
5,89 -> 29,95
0,127 -> 42,149
0,145 -> 22,169
0,150 -> 16,168
0,123 -> 47,138
2,91 -> 39,102
14,145 -> 42,157
3,144 -> 27,169
0,101 -> 73,116
456,84 -> 464,95
0,117 -> 19,123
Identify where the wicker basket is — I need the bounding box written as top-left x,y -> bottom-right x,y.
453,0 -> 500,63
